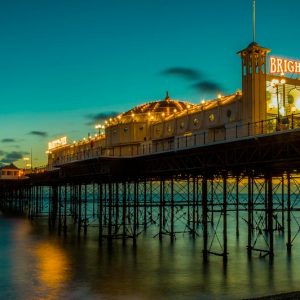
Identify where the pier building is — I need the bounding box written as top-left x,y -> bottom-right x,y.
47,42 -> 300,169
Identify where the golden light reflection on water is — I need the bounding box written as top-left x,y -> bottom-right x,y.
35,241 -> 70,299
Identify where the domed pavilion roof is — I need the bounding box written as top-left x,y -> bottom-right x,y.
122,92 -> 195,117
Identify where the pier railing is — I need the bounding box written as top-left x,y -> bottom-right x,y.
139,114 -> 300,155
41,113 -> 300,169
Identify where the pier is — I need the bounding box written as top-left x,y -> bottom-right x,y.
1,42 -> 300,264
1,118 -> 300,263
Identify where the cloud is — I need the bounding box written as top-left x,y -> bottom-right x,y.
192,80 -> 223,94
85,112 -> 119,126
161,67 -> 202,81
0,151 -> 29,164
1,138 -> 15,143
161,67 -> 223,95
28,131 -> 48,137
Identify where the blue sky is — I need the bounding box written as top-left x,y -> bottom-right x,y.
0,0 -> 300,167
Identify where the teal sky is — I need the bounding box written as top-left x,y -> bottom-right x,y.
1,0 -> 300,167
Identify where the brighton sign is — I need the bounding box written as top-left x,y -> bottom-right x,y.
270,56 -> 300,74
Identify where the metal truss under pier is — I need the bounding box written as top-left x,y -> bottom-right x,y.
1,130 -> 300,263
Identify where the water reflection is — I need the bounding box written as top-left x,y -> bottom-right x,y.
34,241 -> 70,299
1,215 -> 300,299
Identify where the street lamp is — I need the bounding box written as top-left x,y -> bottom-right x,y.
23,157 -> 31,170
271,78 -> 286,130
95,124 -> 102,135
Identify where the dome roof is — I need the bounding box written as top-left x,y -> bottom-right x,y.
122,92 -> 194,117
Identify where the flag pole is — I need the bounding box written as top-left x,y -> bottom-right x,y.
253,0 -> 256,42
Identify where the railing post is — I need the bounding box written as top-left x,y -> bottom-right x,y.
261,120 -> 263,134
247,122 -> 250,136
235,124 -> 238,138
213,129 -> 216,142
291,114 -> 294,129
203,132 -> 206,144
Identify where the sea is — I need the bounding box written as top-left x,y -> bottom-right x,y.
1,199 -> 300,300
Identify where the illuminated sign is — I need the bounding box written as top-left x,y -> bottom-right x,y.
48,136 -> 67,150
270,56 -> 300,74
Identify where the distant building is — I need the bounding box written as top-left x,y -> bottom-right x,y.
0,163 -> 23,180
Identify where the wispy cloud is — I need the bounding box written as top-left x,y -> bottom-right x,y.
28,131 -> 48,137
1,138 -> 15,143
161,67 -> 202,81
192,80 -> 223,94
85,112 -> 119,126
161,66 -> 224,96
0,150 -> 29,164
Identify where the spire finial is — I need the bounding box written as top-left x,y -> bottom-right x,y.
165,91 -> 170,100
252,0 -> 256,42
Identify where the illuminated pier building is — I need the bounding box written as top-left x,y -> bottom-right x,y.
47,42 -> 300,169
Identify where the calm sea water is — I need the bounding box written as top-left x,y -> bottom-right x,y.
1,208 -> 300,300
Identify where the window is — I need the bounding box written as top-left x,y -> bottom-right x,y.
209,114 -> 215,122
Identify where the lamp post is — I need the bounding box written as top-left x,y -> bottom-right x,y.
95,124 -> 102,135
271,78 -> 286,130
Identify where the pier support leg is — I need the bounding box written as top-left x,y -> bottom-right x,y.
281,175 -> 285,231
202,176 -> 208,262
122,182 -> 127,244
170,178 -> 174,240
84,184 -> 88,236
58,186 -> 62,235
77,184 -> 82,236
64,185 -> 67,236
192,176 -> 196,239
236,176 -> 240,237
133,181 -> 138,246
247,175 -> 253,257
267,174 -> 274,258
108,182 -> 112,242
287,173 -> 292,252
143,180 -> 147,231
99,183 -> 103,244
223,173 -> 228,263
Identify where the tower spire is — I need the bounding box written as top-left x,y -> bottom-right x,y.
252,0 -> 256,42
